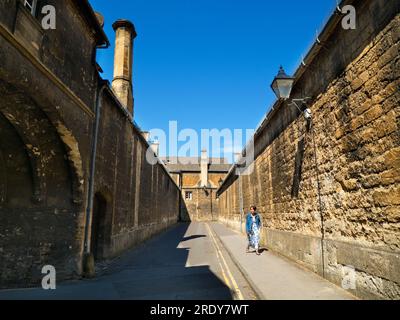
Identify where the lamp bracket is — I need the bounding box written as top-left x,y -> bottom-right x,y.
289,97 -> 310,111
288,97 -> 312,119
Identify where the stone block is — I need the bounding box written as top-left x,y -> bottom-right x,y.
336,240 -> 400,285
377,42 -> 399,69
354,99 -> 372,116
363,104 -> 384,124
373,187 -> 400,206
382,206 -> 400,223
380,168 -> 400,185
383,147 -> 400,169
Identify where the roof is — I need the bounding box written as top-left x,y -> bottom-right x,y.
164,163 -> 232,173
159,156 -> 229,165
160,157 -> 231,173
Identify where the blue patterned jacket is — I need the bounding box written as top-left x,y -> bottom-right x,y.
245,213 -> 261,234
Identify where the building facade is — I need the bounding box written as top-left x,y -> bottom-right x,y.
0,0 -> 181,288
162,151 -> 231,221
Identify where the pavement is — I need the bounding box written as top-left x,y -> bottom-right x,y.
209,222 -> 356,300
0,221 -> 356,300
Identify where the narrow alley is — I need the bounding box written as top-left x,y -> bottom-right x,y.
0,0 -> 399,304
0,222 -> 354,300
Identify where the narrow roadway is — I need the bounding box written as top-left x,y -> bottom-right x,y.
0,222 -> 257,300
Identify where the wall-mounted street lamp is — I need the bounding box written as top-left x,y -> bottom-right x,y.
270,66 -> 295,100
270,66 -> 312,121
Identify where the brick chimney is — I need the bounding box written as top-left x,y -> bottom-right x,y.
112,19 -> 137,116
200,149 -> 209,187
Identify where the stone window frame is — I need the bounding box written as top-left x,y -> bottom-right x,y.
23,0 -> 38,16
185,191 -> 193,201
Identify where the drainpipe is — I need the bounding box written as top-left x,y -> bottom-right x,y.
309,119 -> 326,278
178,172 -> 182,222
235,153 -> 245,233
82,80 -> 107,277
238,172 -> 244,233
210,189 -> 213,221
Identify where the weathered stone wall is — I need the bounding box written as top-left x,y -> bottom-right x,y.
208,173 -> 225,187
176,172 -> 226,221
182,173 -> 202,187
0,0 -> 180,288
93,92 -> 180,259
0,0 -> 95,289
0,0 -> 100,109
180,172 -> 225,188
180,187 -> 219,222
218,0 -> 400,299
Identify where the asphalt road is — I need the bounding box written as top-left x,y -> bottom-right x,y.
0,222 -> 257,300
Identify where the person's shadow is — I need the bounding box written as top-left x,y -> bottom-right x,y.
180,235 -> 206,242
248,247 -> 268,254
259,247 -> 268,254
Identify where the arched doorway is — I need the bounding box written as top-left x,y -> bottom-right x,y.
90,192 -> 111,261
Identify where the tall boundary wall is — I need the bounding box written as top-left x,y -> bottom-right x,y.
217,0 -> 400,300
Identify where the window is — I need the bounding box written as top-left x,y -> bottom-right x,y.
185,191 -> 193,201
23,0 -> 38,16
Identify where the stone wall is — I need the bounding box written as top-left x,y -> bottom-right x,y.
0,0 -> 180,288
175,172 -> 226,222
0,0 -> 96,289
180,187 -> 219,222
217,0 -> 400,300
180,172 -> 225,188
94,91 -> 180,259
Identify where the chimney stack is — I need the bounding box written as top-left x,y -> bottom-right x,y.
200,149 -> 209,187
112,19 -> 137,116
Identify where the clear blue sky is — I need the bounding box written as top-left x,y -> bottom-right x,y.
91,0 -> 337,160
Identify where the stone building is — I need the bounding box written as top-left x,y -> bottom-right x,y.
161,150 -> 231,221
0,0 -> 180,288
217,0 -> 400,299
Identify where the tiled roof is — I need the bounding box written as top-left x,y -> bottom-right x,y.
159,157 -> 231,173
164,163 -> 231,173
159,156 -> 229,165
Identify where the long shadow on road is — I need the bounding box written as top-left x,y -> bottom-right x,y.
0,222 -> 233,300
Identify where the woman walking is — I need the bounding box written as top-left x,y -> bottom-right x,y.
246,206 -> 262,255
